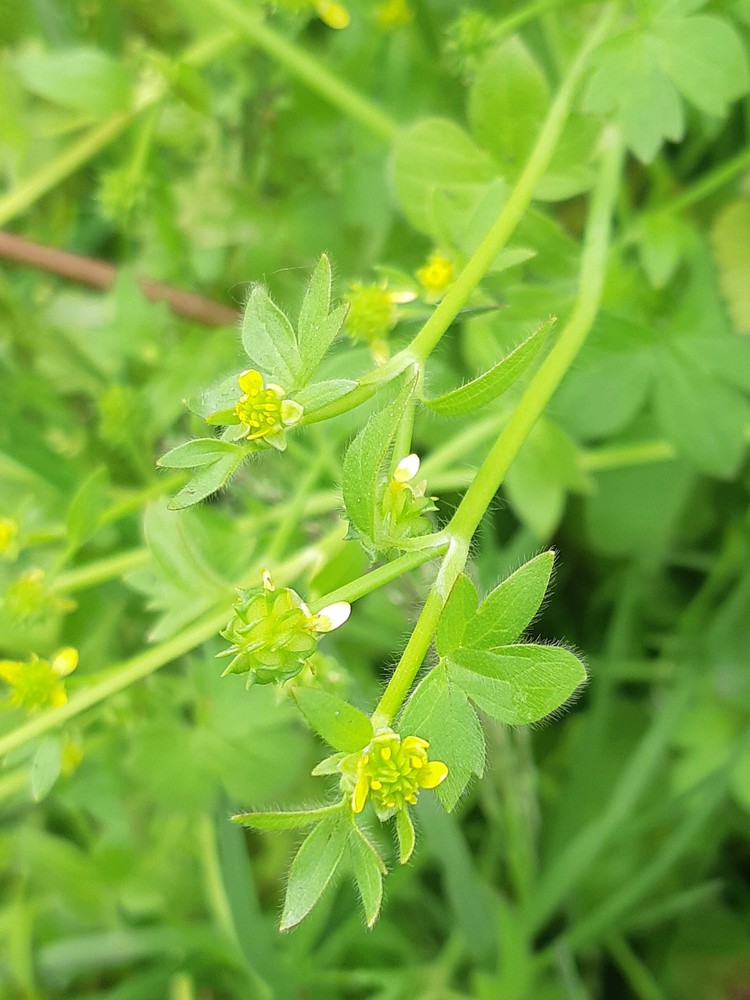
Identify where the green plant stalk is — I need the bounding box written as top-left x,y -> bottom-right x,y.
309,540 -> 448,613
606,935 -> 667,1000
51,548 -> 150,594
0,534 -> 339,760
198,0 -> 398,142
197,813 -> 242,948
407,4 -> 617,364
662,144 -> 750,215
0,29 -> 237,227
374,128 -> 624,725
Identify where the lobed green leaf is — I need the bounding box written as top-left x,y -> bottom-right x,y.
241,285 -> 303,389
349,826 -> 386,928
231,804 -> 343,831
448,644 -> 587,726
157,439 -> 246,469
463,552 -> 555,651
167,452 -> 246,510
435,573 -> 478,658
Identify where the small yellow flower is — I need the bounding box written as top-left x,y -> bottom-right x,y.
0,648 -> 78,712
352,731 -> 448,819
0,518 -> 19,559
417,252 -> 454,298
316,0 -> 350,28
376,0 -> 413,30
2,568 -> 75,624
206,369 -> 304,450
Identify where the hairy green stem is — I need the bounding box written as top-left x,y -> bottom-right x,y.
309,540 -> 448,613
375,127 -> 624,725
51,548 -> 150,594
198,0 -> 398,142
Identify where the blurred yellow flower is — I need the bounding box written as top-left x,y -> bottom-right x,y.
0,648 -> 78,712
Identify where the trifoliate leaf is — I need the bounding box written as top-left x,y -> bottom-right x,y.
435,573 -> 479,658
448,644 -> 587,726
399,662 -> 485,812
463,552 -> 555,651
297,255 -> 348,378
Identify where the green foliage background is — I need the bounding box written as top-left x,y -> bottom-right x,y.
1,0 -> 750,997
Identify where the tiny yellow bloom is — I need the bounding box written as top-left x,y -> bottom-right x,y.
316,0 -> 350,28
0,517 -> 18,558
417,252 -> 454,297
0,648 -> 78,712
351,731 -> 448,818
233,369 -> 303,448
376,0 -> 413,30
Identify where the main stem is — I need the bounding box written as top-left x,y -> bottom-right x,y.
375,129 -> 625,724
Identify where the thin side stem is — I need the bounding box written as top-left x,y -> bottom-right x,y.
51,548 -> 150,594
407,4 -> 618,364
199,0 -> 398,142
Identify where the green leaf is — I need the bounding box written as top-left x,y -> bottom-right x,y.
399,663 -> 485,812
505,420 -> 589,539
342,371 -> 418,538
395,808 -> 416,865
425,317 -> 553,416
167,452 -> 246,510
448,644 -> 587,725
187,373 -> 239,421
66,466 -> 109,550
468,36 -> 549,175
637,213 -> 688,289
280,814 -> 350,931
30,737 -> 63,802
297,255 -> 348,376
157,439 -> 246,469
583,37 -> 684,163
391,118 -> 497,234
653,346 -> 750,478
463,552 -> 555,651
232,804 -> 343,831
294,687 -> 373,753
349,826 -> 385,928
241,285 -> 303,390
711,198 -> 750,334
435,574 -> 478,658
294,379 -> 358,415
651,15 -> 750,118
15,47 -> 132,118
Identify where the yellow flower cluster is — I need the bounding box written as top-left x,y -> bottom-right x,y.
0,648 -> 78,712
416,252 -> 454,297
352,731 -> 448,818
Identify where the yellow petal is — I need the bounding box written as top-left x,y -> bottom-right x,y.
238,369 -> 263,394
50,684 -> 68,708
352,772 -> 369,813
0,660 -> 22,684
402,736 -> 429,752
417,761 -> 448,789
316,0 -> 350,28
51,647 -> 78,677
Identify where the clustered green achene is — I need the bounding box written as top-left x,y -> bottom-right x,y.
154,5 -> 626,928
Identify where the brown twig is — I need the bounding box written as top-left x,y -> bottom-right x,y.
0,230 -> 239,327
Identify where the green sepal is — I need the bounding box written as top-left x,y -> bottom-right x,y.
395,808 -> 416,865
294,687 -> 374,753
425,317 -> 554,417
280,813 -> 351,931
463,551 -> 555,651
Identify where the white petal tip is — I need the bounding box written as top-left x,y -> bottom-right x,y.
314,602 -> 351,632
393,454 -> 420,483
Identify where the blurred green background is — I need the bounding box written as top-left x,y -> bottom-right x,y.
1,1 -> 750,998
